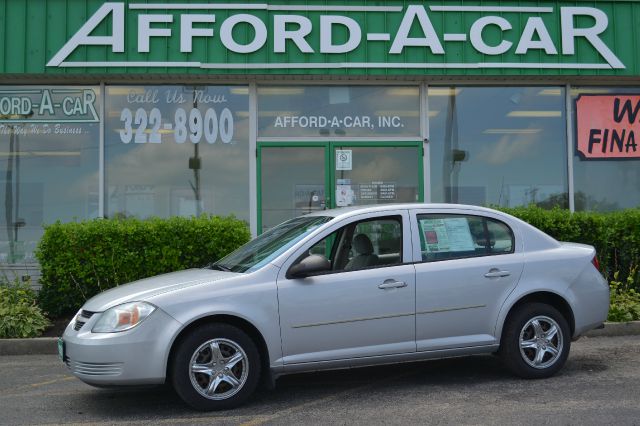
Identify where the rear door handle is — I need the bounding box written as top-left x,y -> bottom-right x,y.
378,280 -> 407,290
484,269 -> 511,278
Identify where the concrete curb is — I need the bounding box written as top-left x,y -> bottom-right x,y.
582,321 -> 640,338
0,337 -> 59,356
1,322 -> 639,356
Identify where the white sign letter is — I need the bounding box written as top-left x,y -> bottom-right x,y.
274,15 -> 313,53
516,17 -> 557,55
138,14 -> 172,53
47,3 -> 125,66
220,14 -> 267,53
320,16 -> 362,54
38,90 -> 55,116
470,16 -> 513,55
181,15 -> 216,53
390,6 -> 444,55
561,7 -> 624,69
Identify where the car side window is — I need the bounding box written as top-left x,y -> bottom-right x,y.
304,215 -> 403,273
417,214 -> 514,262
486,217 -> 514,254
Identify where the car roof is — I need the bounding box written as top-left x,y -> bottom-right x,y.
305,203 -> 504,220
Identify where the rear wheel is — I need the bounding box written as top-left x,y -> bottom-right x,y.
170,323 -> 261,410
501,303 -> 570,379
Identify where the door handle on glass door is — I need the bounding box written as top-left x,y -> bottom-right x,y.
484,269 -> 511,278
378,280 -> 407,290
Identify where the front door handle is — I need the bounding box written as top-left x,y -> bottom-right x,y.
484,269 -> 511,278
378,280 -> 407,290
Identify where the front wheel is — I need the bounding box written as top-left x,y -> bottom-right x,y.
500,303 -> 571,379
170,323 -> 261,410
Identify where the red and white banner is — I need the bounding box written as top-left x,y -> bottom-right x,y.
576,95 -> 640,160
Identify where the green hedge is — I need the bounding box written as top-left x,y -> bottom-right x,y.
36,215 -> 250,318
500,206 -> 640,285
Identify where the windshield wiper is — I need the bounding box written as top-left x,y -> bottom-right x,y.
209,263 -> 231,272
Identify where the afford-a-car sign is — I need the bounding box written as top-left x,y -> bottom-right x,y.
47,2 -> 624,71
576,95 -> 640,160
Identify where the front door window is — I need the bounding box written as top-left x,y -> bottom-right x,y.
306,216 -> 404,272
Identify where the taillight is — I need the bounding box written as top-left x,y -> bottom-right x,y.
592,255 -> 600,271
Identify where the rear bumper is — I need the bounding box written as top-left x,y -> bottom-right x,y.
61,308 -> 182,386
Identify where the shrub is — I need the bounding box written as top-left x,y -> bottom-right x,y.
608,272 -> 640,322
36,215 -> 251,318
0,279 -> 50,338
500,206 -> 640,286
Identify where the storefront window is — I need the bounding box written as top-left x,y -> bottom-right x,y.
258,86 -> 420,138
429,87 -> 568,208
572,87 -> 640,211
0,86 -> 100,263
105,86 -> 250,221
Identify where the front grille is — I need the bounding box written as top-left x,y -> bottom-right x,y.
73,310 -> 96,331
69,360 -> 123,376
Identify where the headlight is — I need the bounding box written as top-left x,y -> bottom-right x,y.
92,302 -> 156,333
71,309 -> 83,328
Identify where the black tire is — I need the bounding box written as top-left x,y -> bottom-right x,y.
170,323 -> 261,410
500,303 -> 571,379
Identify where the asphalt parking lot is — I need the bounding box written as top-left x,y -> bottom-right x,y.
1,335 -> 639,425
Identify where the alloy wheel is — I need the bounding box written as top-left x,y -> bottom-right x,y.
188,338 -> 249,400
519,315 -> 564,370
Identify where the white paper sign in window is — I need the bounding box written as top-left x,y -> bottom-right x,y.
336,149 -> 352,170
420,218 -> 475,253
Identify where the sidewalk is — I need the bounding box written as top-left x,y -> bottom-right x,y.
1,321 -> 639,356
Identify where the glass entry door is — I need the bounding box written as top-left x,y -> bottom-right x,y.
259,144 -> 329,232
258,142 -> 423,232
333,143 -> 422,209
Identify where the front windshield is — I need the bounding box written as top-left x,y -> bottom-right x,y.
212,216 -> 333,273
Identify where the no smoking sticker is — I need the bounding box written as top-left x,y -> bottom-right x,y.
336,150 -> 352,170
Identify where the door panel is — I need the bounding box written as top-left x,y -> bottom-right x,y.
279,265 -> 416,364
414,255 -> 523,350
277,210 -> 416,365
411,212 -> 524,351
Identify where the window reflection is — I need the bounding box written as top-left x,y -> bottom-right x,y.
0,86 -> 100,263
333,146 -> 420,206
429,86 -> 568,208
258,86 -> 420,138
105,86 -> 250,221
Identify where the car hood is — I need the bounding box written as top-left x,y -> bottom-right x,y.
82,268 -> 239,312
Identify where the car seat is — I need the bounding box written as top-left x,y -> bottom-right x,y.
344,234 -> 378,270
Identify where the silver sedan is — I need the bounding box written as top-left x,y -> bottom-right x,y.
59,204 -> 609,410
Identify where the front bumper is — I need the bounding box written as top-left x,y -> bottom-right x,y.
61,308 -> 182,386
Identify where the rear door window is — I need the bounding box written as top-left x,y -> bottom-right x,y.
417,214 -> 514,262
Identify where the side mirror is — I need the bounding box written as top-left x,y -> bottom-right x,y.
287,254 -> 331,279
